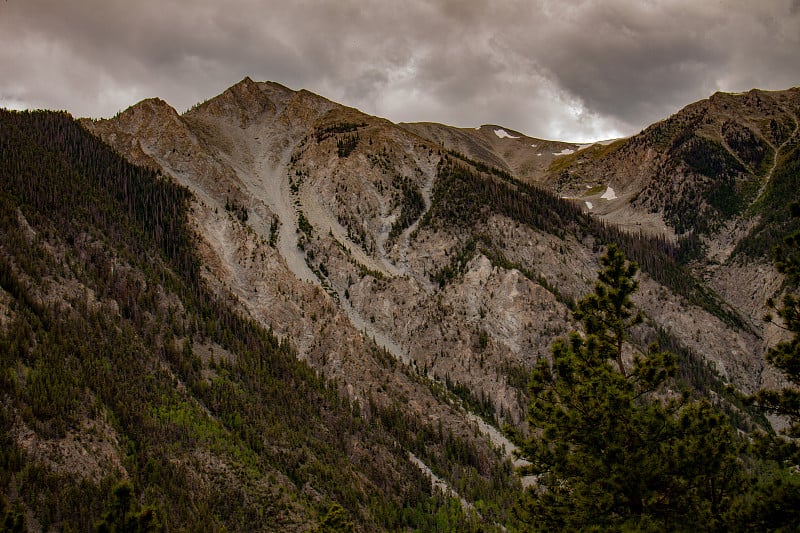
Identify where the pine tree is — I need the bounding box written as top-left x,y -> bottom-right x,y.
572,244 -> 643,375
95,481 -> 161,533
516,245 -> 743,531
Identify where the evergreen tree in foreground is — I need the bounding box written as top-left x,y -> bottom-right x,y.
516,245 -> 743,531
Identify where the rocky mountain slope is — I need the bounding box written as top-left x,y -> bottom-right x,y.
401,87 -> 800,390
544,88 -> 800,243
536,88 -> 800,394
2,77 -> 797,530
85,77 -> 784,399
0,108 -> 522,531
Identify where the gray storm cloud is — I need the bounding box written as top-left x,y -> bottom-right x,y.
1,0 -> 798,141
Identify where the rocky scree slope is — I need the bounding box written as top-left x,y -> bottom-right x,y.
86,79 -> 782,429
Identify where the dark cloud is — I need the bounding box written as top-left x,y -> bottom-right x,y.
1,0 -> 798,141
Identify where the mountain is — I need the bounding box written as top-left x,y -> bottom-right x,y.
535,88 -> 800,376
2,78 -> 798,530
0,108 -> 517,531
85,77 -> 779,392
543,88 -> 800,244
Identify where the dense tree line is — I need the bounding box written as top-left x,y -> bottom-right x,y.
314,122 -> 367,143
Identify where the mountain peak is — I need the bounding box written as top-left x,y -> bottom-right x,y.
91,97 -> 180,132
183,76 -> 276,126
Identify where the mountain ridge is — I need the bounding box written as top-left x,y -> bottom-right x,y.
83,76 -> 793,400
2,78 -> 798,530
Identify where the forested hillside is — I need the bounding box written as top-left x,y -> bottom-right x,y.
0,110 -> 517,531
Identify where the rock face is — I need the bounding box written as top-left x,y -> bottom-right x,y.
85,79 -> 798,439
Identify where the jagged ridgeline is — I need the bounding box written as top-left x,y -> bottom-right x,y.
423,155 -> 746,331
0,110 -> 516,531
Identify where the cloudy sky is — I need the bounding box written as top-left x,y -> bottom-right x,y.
1,0 -> 799,142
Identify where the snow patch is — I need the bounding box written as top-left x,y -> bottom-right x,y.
536,153 -> 542,156
577,143 -> 594,150
553,148 -> 574,156
530,143 -> 537,148
600,186 -> 617,200
494,128 -> 519,139
585,201 -> 593,209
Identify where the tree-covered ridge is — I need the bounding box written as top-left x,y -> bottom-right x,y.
0,110 -> 196,283
549,88 -> 800,240
632,107 -> 772,235
655,90 -> 799,237
735,138 -> 800,259
0,110 -> 514,531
